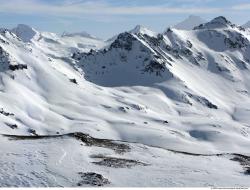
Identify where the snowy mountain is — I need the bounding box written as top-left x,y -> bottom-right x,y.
11,24 -> 41,42
62,31 -> 99,39
173,15 -> 206,30
1,17 -> 250,187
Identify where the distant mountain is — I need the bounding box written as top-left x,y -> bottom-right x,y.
61,31 -> 99,40
173,15 -> 207,30
242,21 -> 250,28
11,24 -> 40,42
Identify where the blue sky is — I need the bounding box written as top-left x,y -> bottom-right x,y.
0,0 -> 250,39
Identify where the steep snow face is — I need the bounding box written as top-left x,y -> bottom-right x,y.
173,15 -> 206,30
12,24 -> 40,43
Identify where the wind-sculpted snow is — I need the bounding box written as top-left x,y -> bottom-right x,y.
0,17 -> 250,187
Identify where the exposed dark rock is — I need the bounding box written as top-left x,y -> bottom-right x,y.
186,92 -> 218,109
163,120 -> 169,124
224,34 -> 248,49
72,132 -> 130,154
186,40 -> 193,48
131,104 -> 146,111
181,48 -> 193,56
77,172 -> 110,187
3,132 -> 130,154
5,123 -> 18,129
109,32 -> 136,51
144,60 -> 165,76
69,78 -> 77,84
166,28 -> 173,33
196,52 -> 206,61
9,64 -> 27,71
141,34 -> 161,46
0,37 -> 9,44
28,129 -> 38,136
0,46 -> 11,70
119,106 -> 129,113
71,52 -> 81,60
0,108 -> 14,116
231,154 -> 250,175
91,154 -> 149,168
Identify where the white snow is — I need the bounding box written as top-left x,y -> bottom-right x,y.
0,135 -> 249,187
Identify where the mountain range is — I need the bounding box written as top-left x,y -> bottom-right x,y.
0,16 -> 250,187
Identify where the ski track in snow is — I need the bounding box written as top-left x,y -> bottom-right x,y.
57,147 -> 67,166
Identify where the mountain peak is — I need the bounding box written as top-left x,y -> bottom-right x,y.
12,24 -> 39,42
129,25 -> 157,37
210,16 -> 231,25
194,16 -> 235,30
173,15 -> 206,30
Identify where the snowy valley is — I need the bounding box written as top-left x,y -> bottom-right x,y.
0,16 -> 250,187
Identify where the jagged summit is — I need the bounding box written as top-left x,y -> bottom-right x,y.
194,16 -> 235,30
174,15 -> 206,30
11,24 -> 39,42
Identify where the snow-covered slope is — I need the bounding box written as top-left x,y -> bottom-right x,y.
72,16 -> 250,154
173,15 -> 206,30
12,24 -> 106,56
1,17 -> 250,187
